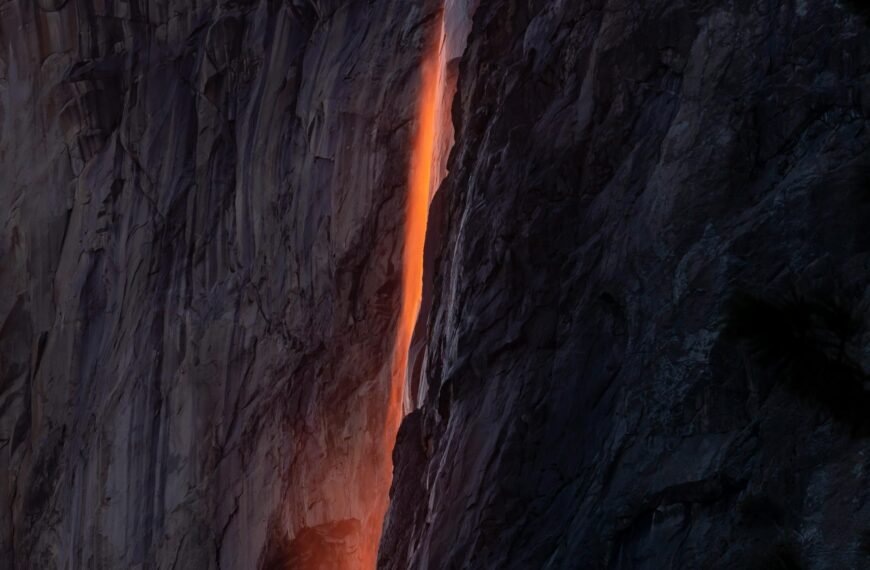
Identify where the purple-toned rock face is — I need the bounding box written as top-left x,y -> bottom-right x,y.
382,1 -> 870,569
37,0 -> 69,11
0,0 -> 441,568
2,1 -> 870,570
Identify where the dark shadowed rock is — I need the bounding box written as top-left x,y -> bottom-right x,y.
3,1 -> 870,569
382,1 -> 870,569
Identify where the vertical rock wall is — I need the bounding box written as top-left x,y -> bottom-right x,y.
384,1 -> 870,569
0,0 -> 441,568
4,1 -> 870,569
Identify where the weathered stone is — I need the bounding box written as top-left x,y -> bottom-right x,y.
3,1 -> 870,569
0,0 -> 443,568
383,1 -> 870,569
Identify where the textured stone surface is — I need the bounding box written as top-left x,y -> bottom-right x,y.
0,0 -> 442,568
383,1 -> 870,569
4,0 -> 870,569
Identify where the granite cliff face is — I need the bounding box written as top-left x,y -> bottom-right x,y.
0,0 -> 444,568
383,1 -> 870,569
2,0 -> 870,569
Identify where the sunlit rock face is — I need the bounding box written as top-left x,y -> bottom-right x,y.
383,1 -> 870,569
0,0 -> 444,568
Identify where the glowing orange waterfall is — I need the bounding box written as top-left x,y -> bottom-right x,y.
360,11 -> 448,570
390,12 -> 447,452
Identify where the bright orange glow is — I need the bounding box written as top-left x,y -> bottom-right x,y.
390,11 -> 446,471
392,14 -> 446,426
360,12 -> 447,570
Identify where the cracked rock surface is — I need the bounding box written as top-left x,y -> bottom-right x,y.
382,1 -> 870,569
4,1 -> 870,569
0,0 -> 442,568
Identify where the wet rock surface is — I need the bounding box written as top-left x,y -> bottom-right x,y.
383,1 -> 870,569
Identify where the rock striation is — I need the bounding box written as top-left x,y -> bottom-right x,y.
0,0 -> 443,568
3,1 -> 870,569
382,1 -> 870,569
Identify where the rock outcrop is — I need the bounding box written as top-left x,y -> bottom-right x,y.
0,0 -> 443,568
383,1 -> 870,569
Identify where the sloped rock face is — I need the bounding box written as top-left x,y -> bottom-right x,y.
383,1 -> 870,569
0,0 -> 443,568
